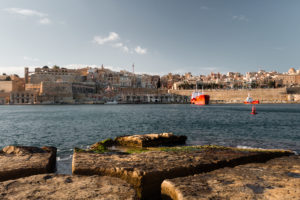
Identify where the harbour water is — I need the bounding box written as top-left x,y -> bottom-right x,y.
0,104 -> 299,174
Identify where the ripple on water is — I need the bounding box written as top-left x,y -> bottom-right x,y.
0,104 -> 299,173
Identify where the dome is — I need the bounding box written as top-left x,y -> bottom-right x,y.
288,68 -> 296,74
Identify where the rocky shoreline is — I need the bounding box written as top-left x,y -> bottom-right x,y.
0,133 -> 299,200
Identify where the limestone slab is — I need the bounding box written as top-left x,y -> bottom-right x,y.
0,146 -> 56,182
114,133 -> 187,147
161,155 -> 300,200
72,146 -> 292,199
0,174 -> 137,200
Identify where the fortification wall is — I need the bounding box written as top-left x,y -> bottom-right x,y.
40,82 -> 73,97
0,81 -> 13,92
168,88 -> 289,103
30,74 -> 82,84
118,88 -> 168,95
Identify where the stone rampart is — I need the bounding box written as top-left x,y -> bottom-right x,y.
169,88 -> 289,103
0,81 -> 13,92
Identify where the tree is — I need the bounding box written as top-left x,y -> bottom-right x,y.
251,82 -> 258,88
156,78 -> 161,89
267,80 -> 275,88
52,65 -> 60,70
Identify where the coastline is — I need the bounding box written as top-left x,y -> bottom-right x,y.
0,134 -> 299,199
2,87 -> 300,105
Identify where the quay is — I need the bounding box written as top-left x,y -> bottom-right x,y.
1,66 -> 300,105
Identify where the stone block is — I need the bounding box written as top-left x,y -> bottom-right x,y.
0,146 -> 57,182
0,174 -> 137,200
72,146 -> 292,199
161,155 -> 300,200
114,133 -> 187,147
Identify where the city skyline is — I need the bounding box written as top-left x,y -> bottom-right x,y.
1,0 -> 300,76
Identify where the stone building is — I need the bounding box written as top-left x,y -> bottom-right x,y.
30,66 -> 83,84
0,79 -> 24,93
277,74 -> 300,86
119,72 -> 132,88
9,91 -> 37,104
0,93 -> 10,104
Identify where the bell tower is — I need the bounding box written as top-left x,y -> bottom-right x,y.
25,67 -> 29,83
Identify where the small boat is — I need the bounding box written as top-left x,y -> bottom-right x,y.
244,93 -> 259,104
191,85 -> 210,105
105,100 -> 118,105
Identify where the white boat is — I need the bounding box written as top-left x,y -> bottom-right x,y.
105,100 -> 118,105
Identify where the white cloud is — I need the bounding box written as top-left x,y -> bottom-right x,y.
135,46 -> 147,55
93,32 -> 148,55
3,8 -> 47,17
39,18 -> 51,24
112,43 -> 129,53
63,64 -> 125,72
232,15 -> 249,22
23,56 -> 39,62
93,32 -> 120,45
3,8 -> 52,25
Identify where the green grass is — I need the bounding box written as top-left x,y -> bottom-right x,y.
74,146 -> 109,154
99,138 -> 114,146
126,148 -> 149,154
76,144 -> 293,155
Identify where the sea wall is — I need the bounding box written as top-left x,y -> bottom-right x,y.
168,88 -> 293,103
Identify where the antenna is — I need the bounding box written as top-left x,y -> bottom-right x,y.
132,63 -> 136,88
132,63 -> 135,74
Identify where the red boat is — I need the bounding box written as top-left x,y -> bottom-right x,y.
191,91 -> 210,105
244,94 -> 259,104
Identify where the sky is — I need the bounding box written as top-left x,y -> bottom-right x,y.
0,0 -> 300,76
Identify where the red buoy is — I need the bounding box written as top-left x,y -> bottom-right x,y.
251,105 -> 257,115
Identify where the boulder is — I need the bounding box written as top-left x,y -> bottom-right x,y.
72,145 -> 292,199
0,174 -> 137,200
161,155 -> 300,200
90,138 -> 114,151
3,146 -> 45,155
0,146 -> 57,182
114,133 -> 187,147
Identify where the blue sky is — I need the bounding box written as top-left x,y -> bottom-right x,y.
0,0 -> 300,76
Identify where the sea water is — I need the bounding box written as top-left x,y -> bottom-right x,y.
0,104 -> 299,174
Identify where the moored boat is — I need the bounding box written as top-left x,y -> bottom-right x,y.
191,85 -> 210,105
244,94 -> 259,104
105,100 -> 118,105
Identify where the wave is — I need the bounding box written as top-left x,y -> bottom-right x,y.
57,154 -> 72,161
236,145 -> 263,149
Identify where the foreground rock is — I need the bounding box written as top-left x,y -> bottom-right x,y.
114,133 -> 187,147
161,155 -> 300,200
0,146 -> 56,182
72,146 -> 292,199
0,174 -> 137,200
90,133 -> 187,150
